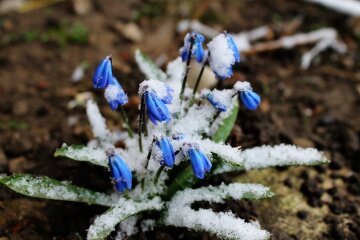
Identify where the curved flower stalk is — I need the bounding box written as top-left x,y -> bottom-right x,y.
0,30 -> 330,240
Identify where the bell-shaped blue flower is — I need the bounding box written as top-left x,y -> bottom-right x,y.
239,90 -> 261,110
180,32 -> 205,63
108,154 -> 132,192
207,93 -> 227,112
188,148 -> 212,179
207,32 -> 240,80
145,91 -> 171,125
104,77 -> 128,110
93,56 -> 113,89
155,137 -> 175,168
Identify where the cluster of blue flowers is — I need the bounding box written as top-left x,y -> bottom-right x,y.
93,56 -> 128,109
92,30 -> 262,192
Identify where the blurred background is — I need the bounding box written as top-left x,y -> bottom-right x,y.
0,0 -> 359,239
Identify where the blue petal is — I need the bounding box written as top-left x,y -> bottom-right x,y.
158,138 -> 175,168
199,152 -> 212,173
207,93 -> 227,112
145,91 -> 171,124
226,34 -> 240,63
161,86 -> 174,104
188,149 -> 205,179
240,91 -> 261,110
93,57 -> 112,89
109,155 -> 132,192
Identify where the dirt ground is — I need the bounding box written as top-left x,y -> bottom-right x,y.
0,0 -> 359,239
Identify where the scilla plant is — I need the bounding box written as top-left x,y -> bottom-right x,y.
0,31 -> 328,240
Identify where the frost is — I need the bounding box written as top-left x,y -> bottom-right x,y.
138,79 -> 171,100
86,100 -> 110,141
54,145 -> 108,167
234,81 -> 252,92
242,144 -> 329,170
165,183 -> 272,240
87,197 -> 163,240
116,216 -> 138,240
207,34 -> 236,78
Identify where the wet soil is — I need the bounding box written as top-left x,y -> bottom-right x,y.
0,0 -> 359,239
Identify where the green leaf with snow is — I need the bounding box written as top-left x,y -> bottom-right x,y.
54,145 -> 107,167
211,103 -> 239,143
0,174 -> 115,206
165,165 -> 196,200
135,49 -> 166,81
87,197 -> 163,240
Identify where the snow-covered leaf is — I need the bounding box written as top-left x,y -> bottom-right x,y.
87,197 -> 163,240
54,144 -> 107,167
242,144 -> 329,170
211,102 -> 239,143
165,183 -> 273,240
135,49 -> 166,81
0,174 -> 115,206
165,165 -> 196,199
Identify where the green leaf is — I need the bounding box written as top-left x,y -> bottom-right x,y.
211,102 -> 239,143
87,197 -> 163,240
165,165 -> 196,200
54,145 -> 107,167
135,49 -> 166,81
0,174 -> 116,206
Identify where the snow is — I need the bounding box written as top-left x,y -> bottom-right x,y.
207,33 -> 236,78
234,81 -> 252,92
60,145 -> 108,167
138,79 -> 171,100
165,183 -> 272,240
135,49 -> 166,81
86,100 -> 110,141
242,144 -> 329,170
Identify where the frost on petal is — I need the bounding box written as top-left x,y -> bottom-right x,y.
164,183 -> 272,240
207,34 -> 236,79
242,144 -> 329,170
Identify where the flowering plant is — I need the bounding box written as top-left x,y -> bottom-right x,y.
0,31 -> 328,240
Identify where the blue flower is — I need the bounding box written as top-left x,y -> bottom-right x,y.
93,56 -> 113,89
207,32 -> 240,80
188,148 -> 212,179
108,154 -> 132,192
239,90 -> 261,110
155,137 -> 175,168
160,85 -> 174,104
207,93 -> 227,112
104,77 -> 128,110
180,32 -> 205,63
145,91 -> 171,125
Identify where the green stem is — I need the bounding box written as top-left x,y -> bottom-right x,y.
138,94 -> 146,152
141,138 -> 156,191
180,36 -> 195,103
119,106 -> 134,138
154,165 -> 165,186
210,110 -> 221,127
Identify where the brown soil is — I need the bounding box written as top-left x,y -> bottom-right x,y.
0,0 -> 359,239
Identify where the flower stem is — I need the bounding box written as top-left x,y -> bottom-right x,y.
141,138 -> 156,191
192,56 -> 209,99
154,164 -> 165,186
119,106 -> 134,138
138,94 -> 146,152
209,110 -> 221,127
180,36 -> 195,103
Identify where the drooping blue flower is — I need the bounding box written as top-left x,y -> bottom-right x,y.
239,90 -> 261,110
207,32 -> 240,80
207,93 -> 227,112
93,56 -> 113,89
180,32 -> 205,63
160,85 -> 174,104
155,137 -> 175,168
145,91 -> 171,125
188,148 -> 212,179
104,77 -> 128,110
108,154 -> 132,192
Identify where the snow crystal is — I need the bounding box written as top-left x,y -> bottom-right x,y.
165,183 -> 272,240
116,216 -> 138,239
86,100 -> 110,141
207,34 -> 236,79
104,84 -> 122,102
87,197 -> 163,240
234,81 -> 252,92
62,145 -> 108,167
243,144 -> 329,170
138,79 -> 171,99
140,219 -> 156,232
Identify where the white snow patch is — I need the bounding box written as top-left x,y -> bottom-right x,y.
86,100 -> 110,141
